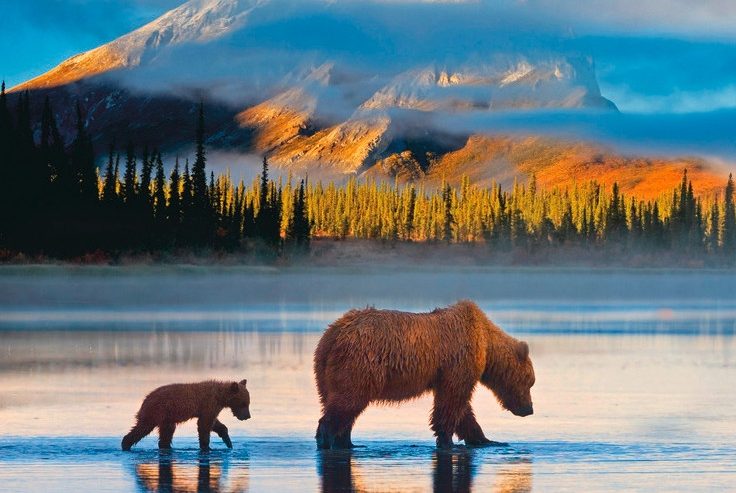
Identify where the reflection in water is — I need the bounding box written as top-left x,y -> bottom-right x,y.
492,462 -> 533,493
317,449 -> 532,493
432,450 -> 475,493
133,455 -> 249,493
317,451 -> 354,493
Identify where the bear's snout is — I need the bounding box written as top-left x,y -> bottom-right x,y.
513,405 -> 533,417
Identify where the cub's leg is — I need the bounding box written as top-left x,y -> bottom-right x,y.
158,422 -> 176,450
197,417 -> 215,451
430,378 -> 475,449
455,405 -> 507,447
122,419 -> 155,451
212,419 -> 232,449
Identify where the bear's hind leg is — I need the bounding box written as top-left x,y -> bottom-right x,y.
158,422 -> 176,449
122,420 -> 155,451
455,405 -> 507,447
317,400 -> 367,450
212,419 -> 232,449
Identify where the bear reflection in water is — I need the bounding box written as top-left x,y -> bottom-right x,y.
318,449 -> 532,493
133,457 -> 248,493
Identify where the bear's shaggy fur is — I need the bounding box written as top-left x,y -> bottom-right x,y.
314,300 -> 535,449
121,379 -> 250,451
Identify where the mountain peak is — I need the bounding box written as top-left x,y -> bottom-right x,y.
13,0 -> 263,91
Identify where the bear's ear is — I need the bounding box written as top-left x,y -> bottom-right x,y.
239,379 -> 247,387
516,341 -> 529,361
230,382 -> 239,393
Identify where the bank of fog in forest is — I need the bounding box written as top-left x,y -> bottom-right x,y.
1,89 -> 735,261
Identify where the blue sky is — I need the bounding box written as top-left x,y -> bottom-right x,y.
1,0 -> 180,86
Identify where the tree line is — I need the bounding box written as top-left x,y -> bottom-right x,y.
1,86 -> 735,262
0,87 -> 309,257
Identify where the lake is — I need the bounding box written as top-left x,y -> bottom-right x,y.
1,266 -> 735,492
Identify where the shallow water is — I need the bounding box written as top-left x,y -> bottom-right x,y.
1,268 -> 735,491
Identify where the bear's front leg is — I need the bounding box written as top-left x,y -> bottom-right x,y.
431,385 -> 473,449
455,405 -> 508,447
431,393 -> 460,449
212,419 -> 232,449
197,417 -> 214,451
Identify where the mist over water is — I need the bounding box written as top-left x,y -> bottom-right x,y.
1,267 -> 735,491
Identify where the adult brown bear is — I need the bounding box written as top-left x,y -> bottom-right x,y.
314,301 -> 535,449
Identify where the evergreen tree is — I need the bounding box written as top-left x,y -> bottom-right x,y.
70,103 -> 97,203
168,158 -> 182,236
404,186 -> 416,241
255,157 -> 281,246
139,146 -> 154,210
123,143 -> 137,204
708,198 -> 720,253
102,143 -> 118,203
39,97 -> 65,191
153,152 -> 167,223
192,103 -> 209,212
724,173 -> 736,255
287,179 -> 310,248
606,182 -> 627,243
188,102 -> 211,245
0,82 -> 10,245
442,183 -> 454,243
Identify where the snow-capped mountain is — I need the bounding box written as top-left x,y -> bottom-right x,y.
11,0 -> 642,182
16,0 -> 261,90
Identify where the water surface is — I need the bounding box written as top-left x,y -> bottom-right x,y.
1,267 -> 735,491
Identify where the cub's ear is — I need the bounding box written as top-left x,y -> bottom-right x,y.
516,341 -> 529,361
239,379 -> 247,387
230,382 -> 239,393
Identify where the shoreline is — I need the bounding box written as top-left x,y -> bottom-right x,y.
2,238 -> 735,273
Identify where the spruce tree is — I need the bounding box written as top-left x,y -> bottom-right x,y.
404,186 -> 416,241
0,82 -> 11,244
255,157 -> 276,245
168,158 -> 182,237
287,179 -> 310,248
153,152 -> 167,223
192,102 -> 209,214
39,97 -> 64,190
123,143 -> 137,204
139,146 -> 154,210
102,143 -> 118,203
708,199 -> 720,253
724,173 -> 736,255
442,183 -> 454,243
71,103 -> 97,204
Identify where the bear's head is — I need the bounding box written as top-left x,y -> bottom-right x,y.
482,340 -> 535,417
227,379 -> 251,421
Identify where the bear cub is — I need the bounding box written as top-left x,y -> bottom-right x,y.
121,379 -> 250,451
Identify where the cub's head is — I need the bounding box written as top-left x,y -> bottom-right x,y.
483,340 -> 535,417
227,379 -> 251,421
